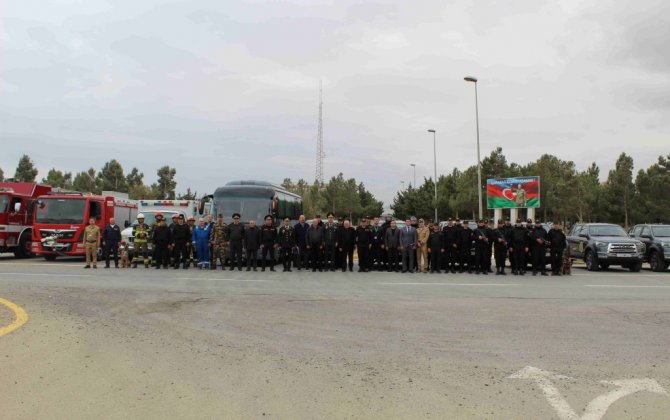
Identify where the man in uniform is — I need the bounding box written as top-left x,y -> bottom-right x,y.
378,215 -> 393,271
337,220 -> 356,272
474,220 -> 490,275
442,218 -> 458,273
458,220 -> 474,273
132,213 -> 151,268
82,217 -> 101,269
103,217 -> 122,269
228,213 -> 245,271
515,184 -> 527,207
510,218 -> 529,275
493,219 -> 509,275
243,219 -> 260,271
210,214 -> 229,270
503,217 -> 514,270
548,221 -> 567,276
192,217 -> 211,269
169,213 -> 179,265
323,212 -> 338,272
171,214 -> 191,269
427,222 -> 443,274
416,219 -> 430,273
356,217 -> 373,272
485,219 -> 495,273
186,216 -> 197,267
306,217 -> 324,272
277,217 -> 295,272
399,218 -> 418,273
529,219 -> 549,276
152,217 -> 172,269
294,215 -> 309,270
260,215 -> 278,272
370,217 -> 383,271
384,220 -> 401,272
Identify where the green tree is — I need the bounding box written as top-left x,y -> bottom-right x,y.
604,153 -> 635,227
152,166 -> 177,199
97,159 -> 128,192
41,169 -> 73,189
14,154 -> 38,182
632,154 -> 670,224
126,167 -> 144,189
72,168 -> 101,194
0,167 -> 4,182
177,187 -> 198,200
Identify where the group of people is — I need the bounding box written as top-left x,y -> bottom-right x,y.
82,211 -> 568,276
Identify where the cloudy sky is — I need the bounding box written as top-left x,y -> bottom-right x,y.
1,0 -> 668,205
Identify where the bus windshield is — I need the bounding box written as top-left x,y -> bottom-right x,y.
35,198 -> 87,224
0,195 -> 8,213
213,195 -> 271,224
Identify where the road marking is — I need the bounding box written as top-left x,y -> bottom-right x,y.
585,284 -> 670,288
0,297 -> 29,337
175,277 -> 275,282
510,366 -> 668,420
0,272 -> 91,278
378,282 -> 522,286
0,262 -> 83,267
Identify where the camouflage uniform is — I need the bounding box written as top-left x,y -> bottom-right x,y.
210,221 -> 229,269
132,222 -> 151,268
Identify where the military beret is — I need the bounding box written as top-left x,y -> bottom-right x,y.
217,213 -> 223,218
264,215 -> 272,220
232,213 -> 241,218
178,214 -> 184,219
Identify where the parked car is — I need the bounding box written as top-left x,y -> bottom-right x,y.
568,223 -> 645,271
630,224 -> 670,272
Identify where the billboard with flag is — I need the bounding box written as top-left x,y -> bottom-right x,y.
487,177 -> 540,209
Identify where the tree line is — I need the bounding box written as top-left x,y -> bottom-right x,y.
1,154 -> 195,200
391,148 -> 670,227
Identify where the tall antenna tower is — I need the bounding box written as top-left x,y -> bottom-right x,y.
315,80 -> 325,184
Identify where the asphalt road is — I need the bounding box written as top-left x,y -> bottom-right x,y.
1,255 -> 670,419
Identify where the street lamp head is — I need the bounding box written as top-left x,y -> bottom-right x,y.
427,129 -> 436,133
410,163 -> 416,167
464,76 -> 478,83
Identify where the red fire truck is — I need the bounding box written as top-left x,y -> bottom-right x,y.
0,182 -> 52,257
32,191 -> 138,260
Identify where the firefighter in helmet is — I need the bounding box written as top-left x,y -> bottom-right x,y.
132,213 -> 151,268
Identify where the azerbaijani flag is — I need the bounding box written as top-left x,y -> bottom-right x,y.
487,177 -> 540,209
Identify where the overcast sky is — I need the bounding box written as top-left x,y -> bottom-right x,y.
1,0 -> 668,205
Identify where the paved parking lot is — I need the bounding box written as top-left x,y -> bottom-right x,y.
1,255 -> 669,419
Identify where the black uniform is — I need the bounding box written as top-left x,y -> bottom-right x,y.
370,224 -> 383,271
323,222 -> 338,271
529,225 -> 549,275
228,223 -> 245,270
171,223 -> 191,268
277,225 -> 295,271
294,222 -> 309,270
510,225 -> 530,274
493,228 -> 509,273
458,227 -> 474,273
442,225 -> 458,272
356,225 -> 372,272
503,222 -> 514,268
103,224 -> 122,268
428,230 -> 443,273
337,226 -> 356,272
474,225 -> 490,274
485,225 -> 495,272
152,223 -> 172,268
548,227 -> 567,275
244,226 -> 260,270
260,224 -> 278,271
306,226 -> 324,271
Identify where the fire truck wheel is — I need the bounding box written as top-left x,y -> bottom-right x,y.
43,254 -> 57,261
13,231 -> 31,259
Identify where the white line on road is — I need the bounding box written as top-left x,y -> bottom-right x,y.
175,277 -> 275,282
378,282 -> 522,286
0,262 -> 83,267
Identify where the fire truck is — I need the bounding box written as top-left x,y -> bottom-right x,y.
0,182 -> 52,257
32,191 -> 138,260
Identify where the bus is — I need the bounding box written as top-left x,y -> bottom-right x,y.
204,180 -> 302,226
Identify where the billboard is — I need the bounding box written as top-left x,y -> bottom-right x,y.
487,177 -> 540,209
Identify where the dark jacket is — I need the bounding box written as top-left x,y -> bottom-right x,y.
474,227 -> 489,247
370,225 -> 383,246
337,227 -> 356,250
323,223 -> 338,246
306,226 -> 324,247
228,223 -> 245,242
385,228 -> 400,248
103,224 -> 122,243
428,231 -> 443,249
458,227 -> 474,248
260,224 -> 277,244
278,225 -> 295,248
548,228 -> 567,250
511,226 -> 530,246
172,223 -> 191,243
152,224 -> 172,244
244,226 -> 260,249
294,222 -> 309,247
529,226 -> 549,249
442,225 -> 458,247
493,228 -> 509,249
356,225 -> 372,246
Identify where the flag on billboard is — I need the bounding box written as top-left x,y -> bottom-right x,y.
487,177 -> 540,209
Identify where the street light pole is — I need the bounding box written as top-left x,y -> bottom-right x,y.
410,163 -> 416,187
427,129 -> 437,223
400,181 -> 405,190
464,76 -> 483,220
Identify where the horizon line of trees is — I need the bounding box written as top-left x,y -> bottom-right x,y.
391,147 -> 670,227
